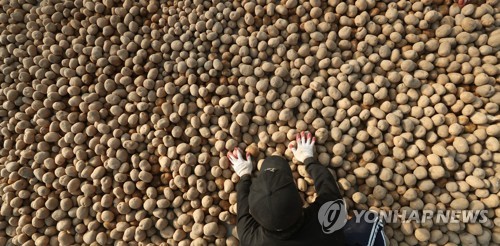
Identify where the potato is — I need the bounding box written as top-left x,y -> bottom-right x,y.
203,222 -> 218,236
415,228 -> 430,242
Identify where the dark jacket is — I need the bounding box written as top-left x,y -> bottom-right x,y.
236,157 -> 345,246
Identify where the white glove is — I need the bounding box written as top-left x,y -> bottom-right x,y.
227,147 -> 253,177
288,131 -> 315,163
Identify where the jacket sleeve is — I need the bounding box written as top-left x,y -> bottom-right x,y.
236,174 -> 261,245
304,157 -> 343,203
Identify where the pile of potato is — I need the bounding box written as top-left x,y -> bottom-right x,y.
0,0 -> 498,245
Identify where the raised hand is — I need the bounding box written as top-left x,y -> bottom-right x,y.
288,131 -> 316,163
227,147 -> 253,177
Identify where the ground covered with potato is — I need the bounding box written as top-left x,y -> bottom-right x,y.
0,0 -> 499,245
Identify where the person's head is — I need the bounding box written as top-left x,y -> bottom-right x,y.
248,156 -> 303,232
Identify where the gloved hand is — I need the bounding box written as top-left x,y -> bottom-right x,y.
288,131 -> 315,163
227,147 -> 253,177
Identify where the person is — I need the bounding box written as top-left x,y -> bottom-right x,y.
227,131 -> 387,246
